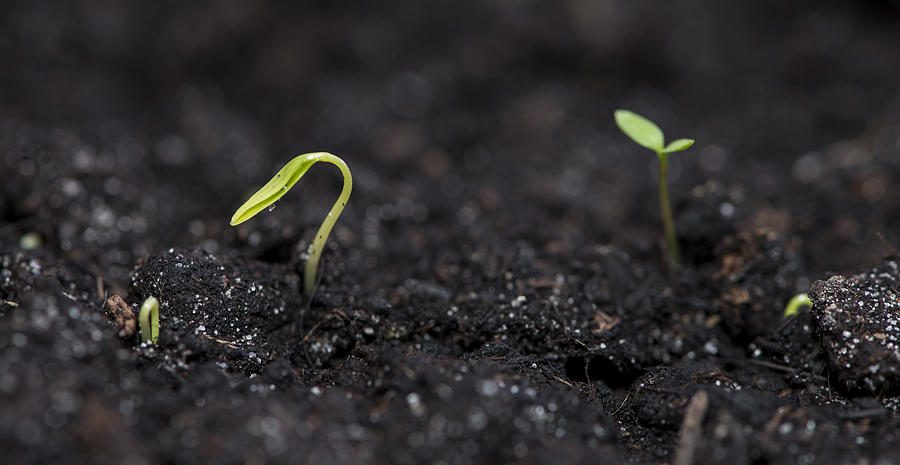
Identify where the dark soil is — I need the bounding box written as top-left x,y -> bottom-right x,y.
3,1 -> 900,464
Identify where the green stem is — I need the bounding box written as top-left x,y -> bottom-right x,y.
304,153 -> 353,295
657,152 -> 681,267
783,293 -> 812,318
139,296 -> 159,344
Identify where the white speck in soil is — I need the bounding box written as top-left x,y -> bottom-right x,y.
476,380 -> 498,397
406,393 -> 425,417
467,407 -> 488,431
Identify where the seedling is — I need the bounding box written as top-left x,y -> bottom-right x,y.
783,293 -> 812,318
614,109 -> 694,267
231,152 -> 352,295
139,296 -> 159,344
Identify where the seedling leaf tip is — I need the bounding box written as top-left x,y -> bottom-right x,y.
664,138 -> 695,154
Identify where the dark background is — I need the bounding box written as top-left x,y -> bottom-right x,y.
2,0 -> 900,297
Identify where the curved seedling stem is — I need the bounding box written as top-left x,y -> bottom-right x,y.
783,293 -> 812,318
231,152 -> 353,295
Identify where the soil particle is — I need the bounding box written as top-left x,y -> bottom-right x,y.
808,258 -> 900,395
106,294 -> 136,338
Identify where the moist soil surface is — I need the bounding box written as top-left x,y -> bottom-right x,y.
3,1 -> 900,464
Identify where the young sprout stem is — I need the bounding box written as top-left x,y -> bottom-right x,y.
303,153 -> 352,295
783,293 -> 812,318
657,153 -> 681,267
614,109 -> 693,269
139,296 -> 159,344
230,152 -> 353,296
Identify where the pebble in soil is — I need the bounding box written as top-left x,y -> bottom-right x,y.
808,257 -> 900,396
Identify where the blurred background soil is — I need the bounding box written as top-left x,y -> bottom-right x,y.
2,1 -> 900,464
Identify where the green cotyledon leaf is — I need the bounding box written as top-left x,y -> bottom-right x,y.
230,154 -> 318,226
614,109 -> 664,153
662,138 -> 694,154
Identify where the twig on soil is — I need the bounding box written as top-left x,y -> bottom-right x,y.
553,375 -> 575,388
569,338 -> 588,348
876,232 -> 899,257
736,359 -> 828,383
199,334 -> 241,349
742,359 -> 796,373
300,321 -> 323,344
612,391 -> 631,416
673,390 -> 709,465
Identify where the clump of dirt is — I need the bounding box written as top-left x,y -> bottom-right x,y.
809,258 -> 900,395
130,248 -> 299,375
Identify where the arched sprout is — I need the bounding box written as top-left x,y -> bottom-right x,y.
783,293 -> 812,318
231,152 -> 353,295
139,296 -> 159,344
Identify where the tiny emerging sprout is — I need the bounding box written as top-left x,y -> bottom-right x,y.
231,152 -> 353,295
615,109 -> 694,268
139,296 -> 159,344
19,232 -> 41,250
783,293 -> 812,318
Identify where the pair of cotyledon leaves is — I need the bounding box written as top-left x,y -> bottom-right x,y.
614,109 -> 694,156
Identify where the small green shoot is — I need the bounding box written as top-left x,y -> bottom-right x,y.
19,232 -> 41,250
139,296 -> 159,344
231,152 -> 353,295
615,109 -> 694,267
783,293 -> 812,318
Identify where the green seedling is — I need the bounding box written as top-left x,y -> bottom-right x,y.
231,152 -> 353,295
139,296 -> 159,344
614,109 -> 694,267
783,293 -> 812,318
